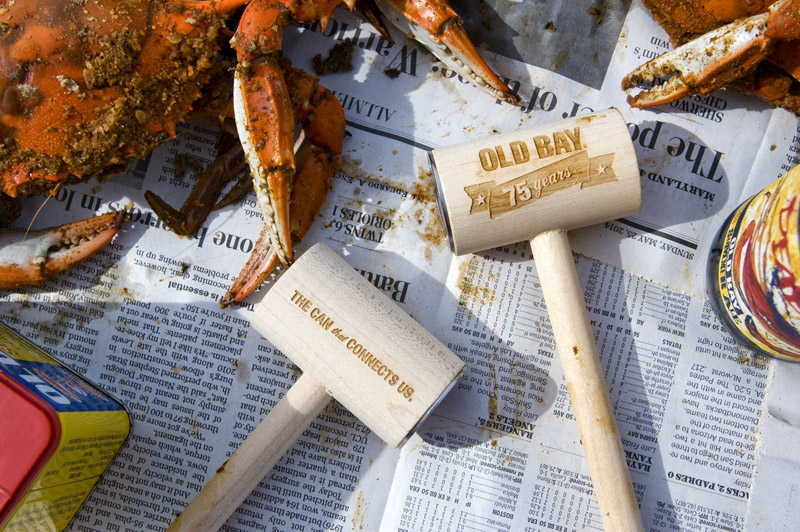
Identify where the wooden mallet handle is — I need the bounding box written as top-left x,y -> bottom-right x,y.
531,230 -> 643,532
167,373 -> 329,532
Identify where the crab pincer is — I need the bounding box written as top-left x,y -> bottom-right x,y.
622,0 -> 800,108
221,135 -> 334,307
231,1 -> 347,268
230,0 -> 519,273
373,0 -> 521,105
0,212 -> 126,289
2,0 -> 522,295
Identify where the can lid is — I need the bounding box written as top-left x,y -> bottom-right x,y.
0,371 -> 61,523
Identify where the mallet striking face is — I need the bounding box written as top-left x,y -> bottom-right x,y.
429,108 -> 644,532
168,243 -> 465,532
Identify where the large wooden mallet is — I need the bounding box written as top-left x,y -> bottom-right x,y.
429,108 -> 644,532
168,243 -> 465,531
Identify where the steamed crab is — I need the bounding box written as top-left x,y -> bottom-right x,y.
622,0 -> 800,113
0,0 -> 519,296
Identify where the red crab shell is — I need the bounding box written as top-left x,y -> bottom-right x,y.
0,0 -> 229,198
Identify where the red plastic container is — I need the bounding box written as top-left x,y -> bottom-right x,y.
0,321 -> 130,531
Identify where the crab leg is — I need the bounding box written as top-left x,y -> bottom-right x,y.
373,0 -> 520,105
145,137 -> 250,236
622,0 -> 800,108
0,212 -> 126,289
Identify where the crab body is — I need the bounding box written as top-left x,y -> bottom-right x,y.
0,0 -> 517,294
623,0 -> 800,112
1,0 -> 227,196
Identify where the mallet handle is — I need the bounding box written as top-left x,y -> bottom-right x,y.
530,229 -> 644,532
167,373 -> 330,532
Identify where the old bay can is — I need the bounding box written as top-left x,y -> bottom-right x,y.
707,165 -> 800,361
0,321 -> 131,530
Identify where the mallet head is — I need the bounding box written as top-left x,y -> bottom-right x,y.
429,108 -> 641,254
251,242 -> 465,447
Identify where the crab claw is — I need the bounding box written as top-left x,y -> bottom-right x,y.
0,211 -> 126,289
373,0 -> 521,105
622,8 -> 775,108
231,0 -> 346,268
221,137 -> 335,307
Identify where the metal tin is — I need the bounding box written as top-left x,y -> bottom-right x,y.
708,165 -> 800,361
0,321 -> 131,531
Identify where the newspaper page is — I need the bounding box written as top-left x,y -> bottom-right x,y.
375,0 -> 793,530
0,1 -> 795,531
744,359 -> 800,531
742,112 -> 800,531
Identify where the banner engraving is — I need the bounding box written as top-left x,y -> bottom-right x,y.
464,151 -> 617,219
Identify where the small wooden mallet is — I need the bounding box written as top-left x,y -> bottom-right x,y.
168,243 -> 465,531
429,108 -> 644,532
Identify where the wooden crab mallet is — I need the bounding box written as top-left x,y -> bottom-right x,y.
429,108 -> 644,532
168,242 -> 465,532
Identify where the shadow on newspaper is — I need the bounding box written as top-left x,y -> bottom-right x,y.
452,0 -> 633,90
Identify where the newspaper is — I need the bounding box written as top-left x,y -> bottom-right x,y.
744,359 -> 800,532
1,1 -> 795,530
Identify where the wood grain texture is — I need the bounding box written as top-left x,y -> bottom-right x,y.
531,230 -> 644,532
168,243 -> 465,531
251,242 -> 465,448
430,108 -> 640,255
432,109 -> 644,531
